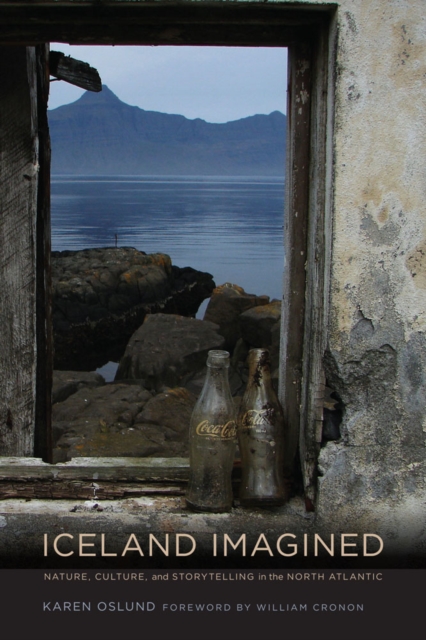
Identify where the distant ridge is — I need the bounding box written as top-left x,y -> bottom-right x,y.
48,85 -> 286,176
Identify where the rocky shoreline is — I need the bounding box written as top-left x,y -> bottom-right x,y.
52,247 -> 215,370
52,250 -> 282,463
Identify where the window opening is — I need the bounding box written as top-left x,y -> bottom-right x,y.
0,4 -> 330,508
48,45 -> 288,465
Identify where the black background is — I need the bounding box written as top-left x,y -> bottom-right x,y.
0,569 -> 424,640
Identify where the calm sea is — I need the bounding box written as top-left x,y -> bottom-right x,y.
51,175 -> 285,307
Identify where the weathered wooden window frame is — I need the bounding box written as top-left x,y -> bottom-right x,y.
0,2 -> 335,506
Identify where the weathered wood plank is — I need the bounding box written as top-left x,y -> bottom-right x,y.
0,47 -> 39,456
0,25 -> 313,47
34,43 -> 53,462
49,51 -> 102,92
280,43 -> 312,479
0,481 -> 186,500
0,3 -> 327,46
0,457 -> 190,482
299,22 -> 333,505
0,3 -> 331,26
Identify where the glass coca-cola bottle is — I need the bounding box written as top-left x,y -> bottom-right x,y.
185,350 -> 237,512
237,348 -> 286,507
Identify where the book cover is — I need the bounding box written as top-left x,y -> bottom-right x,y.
0,2 -> 425,639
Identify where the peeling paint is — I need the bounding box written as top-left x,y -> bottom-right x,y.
406,239 -> 426,289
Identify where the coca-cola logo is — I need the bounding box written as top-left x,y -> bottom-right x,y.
195,419 -> 237,440
241,409 -> 272,429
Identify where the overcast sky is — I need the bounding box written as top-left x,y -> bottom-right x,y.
48,45 -> 288,123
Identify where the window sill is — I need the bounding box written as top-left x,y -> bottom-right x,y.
0,457 -> 189,499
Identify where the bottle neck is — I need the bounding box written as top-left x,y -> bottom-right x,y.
199,350 -> 232,401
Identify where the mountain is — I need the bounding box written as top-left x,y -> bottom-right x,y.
48,85 -> 286,176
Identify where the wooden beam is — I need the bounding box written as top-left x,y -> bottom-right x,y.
0,47 -> 39,457
0,3 -> 329,46
0,481 -> 186,500
34,43 -> 53,463
280,42 -> 312,479
49,50 -> 102,92
299,23 -> 333,506
0,458 -> 246,500
0,457 -> 190,482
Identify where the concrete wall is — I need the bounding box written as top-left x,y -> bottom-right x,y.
305,0 -> 426,556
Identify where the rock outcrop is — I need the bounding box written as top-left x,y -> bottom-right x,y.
52,370 -> 106,404
203,282 -> 269,351
52,382 -> 196,462
239,299 -> 282,347
115,313 -> 226,391
238,300 -> 282,382
52,247 -> 215,370
51,284 -> 282,461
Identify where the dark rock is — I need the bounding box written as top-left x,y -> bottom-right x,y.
203,283 -> 269,351
135,387 -> 196,443
225,301 -> 282,394
230,338 -> 251,391
115,313 -> 225,391
51,247 -> 215,369
52,247 -> 172,330
240,300 -> 282,348
52,370 -> 105,405
231,338 -> 250,370
171,265 -> 217,317
52,382 -> 196,462
52,383 -> 153,462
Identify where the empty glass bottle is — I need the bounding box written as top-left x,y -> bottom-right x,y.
237,348 -> 286,507
186,350 -> 237,512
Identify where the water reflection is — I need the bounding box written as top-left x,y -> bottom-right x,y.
51,175 -> 285,301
